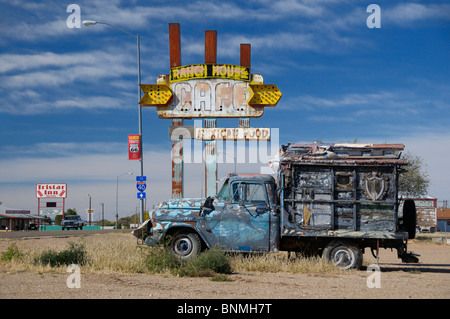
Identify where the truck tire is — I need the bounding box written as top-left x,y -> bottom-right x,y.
402,199 -> 416,239
169,231 -> 202,260
323,240 -> 362,270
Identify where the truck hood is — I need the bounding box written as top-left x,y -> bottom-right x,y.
132,198 -> 205,239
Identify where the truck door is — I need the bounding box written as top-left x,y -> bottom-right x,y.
213,181 -> 271,252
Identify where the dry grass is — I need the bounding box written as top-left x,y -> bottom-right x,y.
0,233 -> 342,276
229,252 -> 342,275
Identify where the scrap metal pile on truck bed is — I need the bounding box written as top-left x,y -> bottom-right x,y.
133,142 -> 419,270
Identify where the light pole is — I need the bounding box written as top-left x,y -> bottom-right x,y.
88,194 -> 92,226
116,172 -> 133,229
100,202 -> 104,230
83,20 -> 145,225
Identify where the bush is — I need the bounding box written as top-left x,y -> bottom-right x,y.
184,247 -> 232,276
144,246 -> 182,273
144,246 -> 232,278
35,241 -> 88,267
1,243 -> 23,262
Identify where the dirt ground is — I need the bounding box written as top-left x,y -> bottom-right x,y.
0,232 -> 449,300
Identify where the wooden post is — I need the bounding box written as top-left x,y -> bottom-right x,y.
169,23 -> 181,68
205,30 -> 217,64
240,43 -> 251,72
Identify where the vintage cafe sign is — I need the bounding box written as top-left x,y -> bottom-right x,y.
170,64 -> 250,83
140,64 -> 281,119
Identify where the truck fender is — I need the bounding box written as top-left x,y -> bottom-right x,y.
164,225 -> 210,250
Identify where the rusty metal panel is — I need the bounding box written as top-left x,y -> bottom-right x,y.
279,143 -> 405,238
240,44 -> 251,70
239,117 -> 250,128
169,23 -> 181,68
205,30 -> 217,64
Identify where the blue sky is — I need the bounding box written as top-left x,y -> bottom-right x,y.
0,0 -> 449,220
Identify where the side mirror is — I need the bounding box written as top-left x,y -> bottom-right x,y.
256,203 -> 268,214
202,196 -> 215,215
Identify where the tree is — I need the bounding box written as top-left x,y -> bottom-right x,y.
399,151 -> 430,197
65,208 -> 77,216
55,208 -> 77,225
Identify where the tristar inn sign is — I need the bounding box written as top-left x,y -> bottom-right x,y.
36,183 -> 67,198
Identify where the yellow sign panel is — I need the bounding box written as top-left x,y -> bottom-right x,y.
248,84 -> 282,107
139,84 -> 173,106
170,64 -> 250,83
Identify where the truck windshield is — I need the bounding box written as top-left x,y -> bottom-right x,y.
216,181 -> 230,200
231,182 -> 267,205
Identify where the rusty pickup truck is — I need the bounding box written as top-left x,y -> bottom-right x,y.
133,143 -> 419,269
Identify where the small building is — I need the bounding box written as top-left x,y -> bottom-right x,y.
0,204 -> 44,231
399,197 -> 437,233
437,208 -> 450,232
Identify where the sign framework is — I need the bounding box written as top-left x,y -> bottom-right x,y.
138,23 -> 281,198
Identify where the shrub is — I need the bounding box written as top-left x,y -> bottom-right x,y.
144,246 -> 232,278
185,247 -> 232,276
144,246 -> 182,273
35,241 -> 88,267
1,243 -> 23,262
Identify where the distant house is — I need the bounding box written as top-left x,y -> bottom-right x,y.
399,197 -> 437,233
0,204 -> 44,231
437,208 -> 450,232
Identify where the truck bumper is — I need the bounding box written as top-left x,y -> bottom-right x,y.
144,228 -> 164,247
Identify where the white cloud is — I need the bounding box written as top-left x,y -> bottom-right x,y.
0,48 -> 138,114
384,3 -> 450,26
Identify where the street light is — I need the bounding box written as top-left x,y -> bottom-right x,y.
83,20 -> 145,225
87,194 -> 92,226
100,202 -> 104,230
116,172 -> 133,229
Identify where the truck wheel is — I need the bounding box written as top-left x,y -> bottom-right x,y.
323,241 -> 362,270
170,232 -> 202,260
402,199 -> 416,239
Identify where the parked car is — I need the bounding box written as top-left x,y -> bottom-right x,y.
61,215 -> 85,230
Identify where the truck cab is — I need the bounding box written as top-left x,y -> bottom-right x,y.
134,174 -> 280,260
